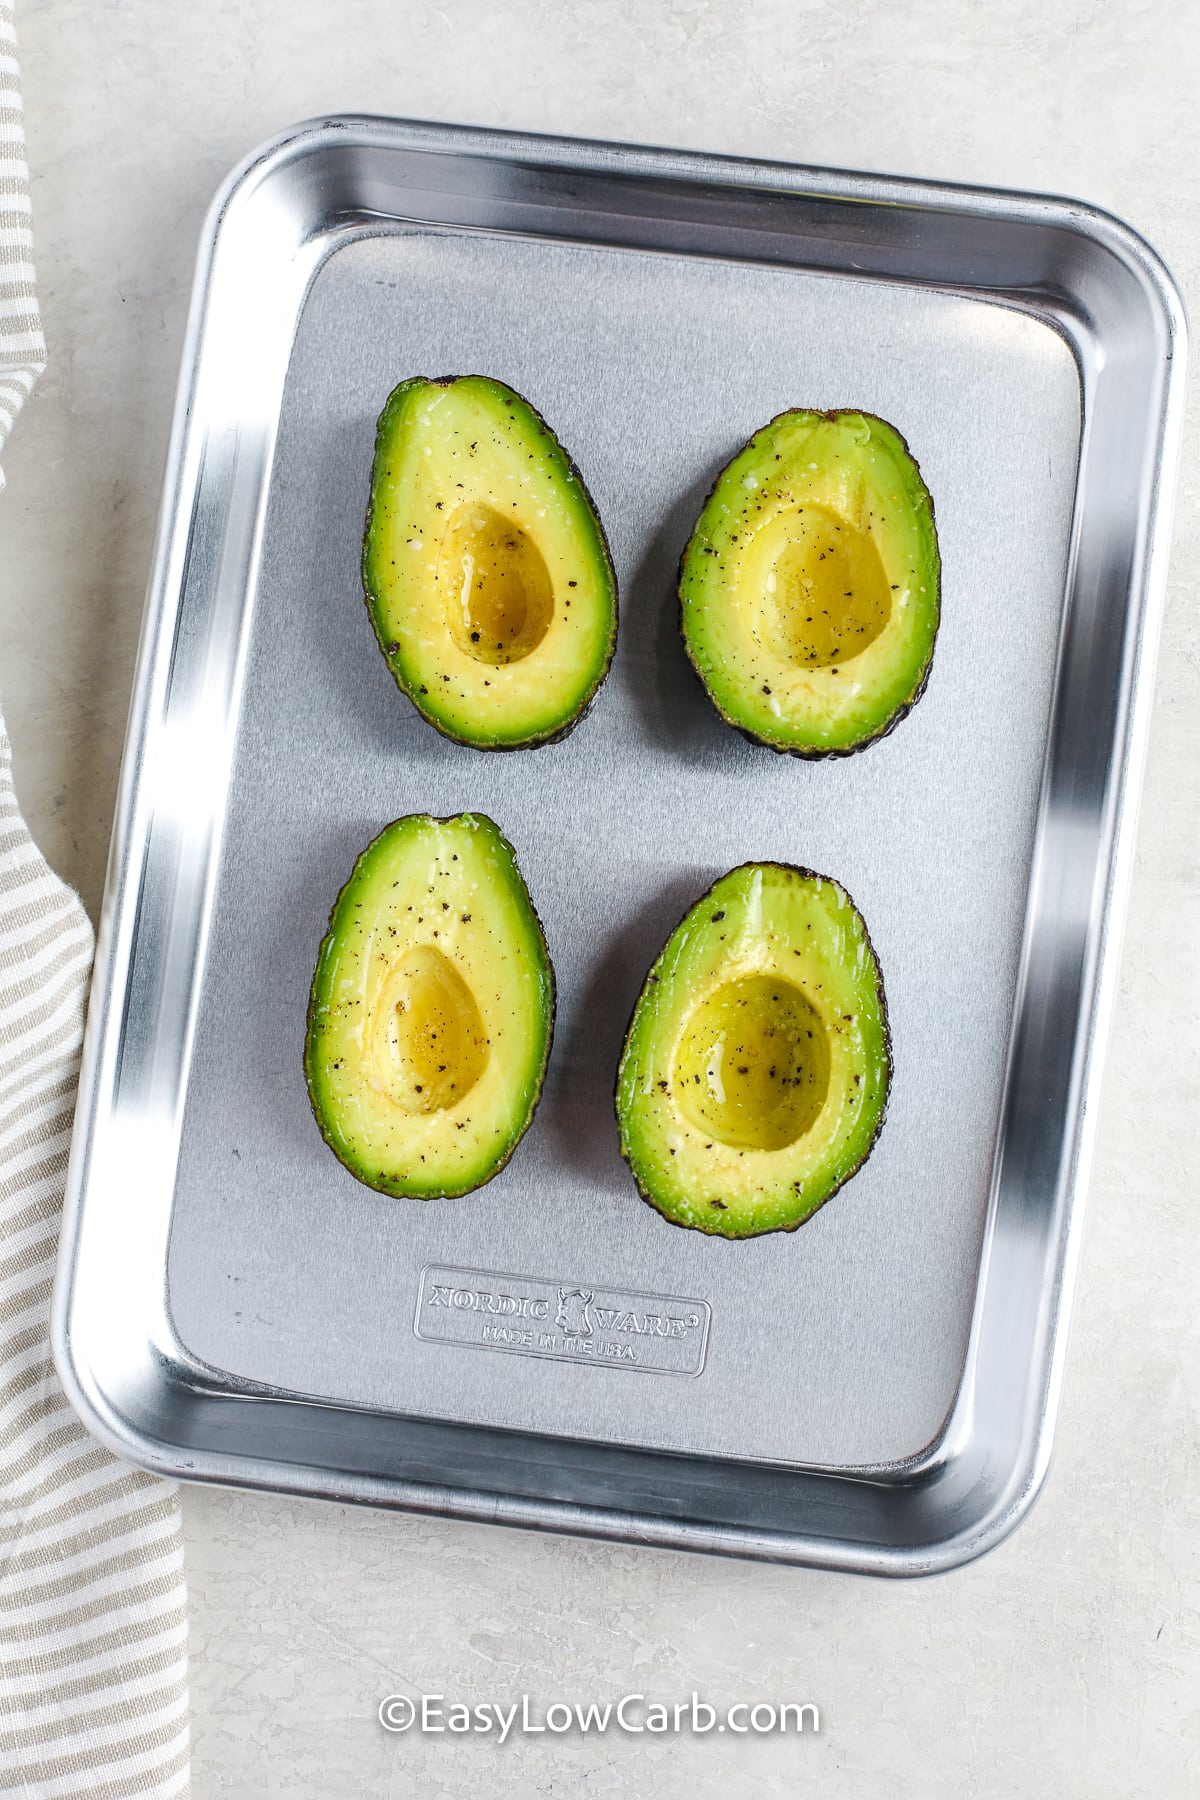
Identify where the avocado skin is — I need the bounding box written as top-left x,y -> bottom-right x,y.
615,862 -> 892,1240
362,376 -> 618,752
678,408 -> 941,758
304,812 -> 555,1199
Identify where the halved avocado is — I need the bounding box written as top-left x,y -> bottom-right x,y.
363,376 -> 617,749
305,813 -> 553,1197
680,410 -> 940,755
615,863 -> 890,1237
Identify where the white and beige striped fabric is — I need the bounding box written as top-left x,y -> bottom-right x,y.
0,4 -> 191,1793
0,1 -> 41,490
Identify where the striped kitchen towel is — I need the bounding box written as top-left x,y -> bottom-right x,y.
0,0 -> 42,491
0,4 -> 191,1794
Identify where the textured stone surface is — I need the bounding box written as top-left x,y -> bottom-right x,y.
4,2 -> 1197,1795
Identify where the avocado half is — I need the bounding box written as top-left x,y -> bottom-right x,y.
362,376 -> 618,750
679,410 -> 940,756
305,813 -> 554,1197
615,863 -> 890,1238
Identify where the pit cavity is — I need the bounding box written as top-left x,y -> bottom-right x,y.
371,945 -> 488,1114
440,502 -> 554,665
674,974 -> 831,1151
760,504 -> 891,669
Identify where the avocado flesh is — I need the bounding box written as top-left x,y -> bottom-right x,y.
616,863 -> 890,1237
363,376 -> 617,749
680,410 -> 940,755
305,814 -> 553,1197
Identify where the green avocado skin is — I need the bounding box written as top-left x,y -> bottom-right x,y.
615,862 -> 891,1240
362,376 -> 618,751
679,409 -> 941,758
305,813 -> 555,1199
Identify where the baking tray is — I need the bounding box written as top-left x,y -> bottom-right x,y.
52,117 -> 1186,1573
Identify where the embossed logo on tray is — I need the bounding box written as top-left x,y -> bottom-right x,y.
415,1264 -> 710,1376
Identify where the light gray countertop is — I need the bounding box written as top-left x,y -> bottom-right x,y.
4,3 -> 1197,1795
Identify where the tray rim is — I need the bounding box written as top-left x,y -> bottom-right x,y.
51,114 -> 1189,1574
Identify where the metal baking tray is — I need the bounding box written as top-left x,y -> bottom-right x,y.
53,117 -> 1186,1573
